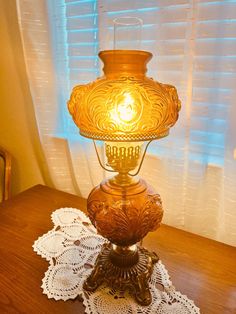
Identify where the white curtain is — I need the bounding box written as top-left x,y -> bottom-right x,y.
17,0 -> 236,246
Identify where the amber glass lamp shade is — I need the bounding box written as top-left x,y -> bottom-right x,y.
68,50 -> 181,142
68,49 -> 181,306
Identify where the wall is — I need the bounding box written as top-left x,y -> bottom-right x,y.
0,0 -> 51,196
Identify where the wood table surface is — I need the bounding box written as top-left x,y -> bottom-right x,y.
0,185 -> 235,314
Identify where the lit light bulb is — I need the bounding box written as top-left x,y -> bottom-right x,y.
110,92 -> 136,124
117,92 -> 135,122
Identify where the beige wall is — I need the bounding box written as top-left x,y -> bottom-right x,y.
0,0 -> 51,196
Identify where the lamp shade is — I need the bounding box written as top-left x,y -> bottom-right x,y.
68,50 -> 181,142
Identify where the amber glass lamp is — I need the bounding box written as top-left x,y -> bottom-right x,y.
68,18 -> 181,306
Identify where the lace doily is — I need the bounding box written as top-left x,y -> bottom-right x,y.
33,208 -> 200,314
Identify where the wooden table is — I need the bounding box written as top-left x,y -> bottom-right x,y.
0,185 -> 235,314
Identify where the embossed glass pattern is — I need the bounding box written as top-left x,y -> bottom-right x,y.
68,50 -> 181,142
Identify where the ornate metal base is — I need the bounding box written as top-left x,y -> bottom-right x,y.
83,243 -> 159,306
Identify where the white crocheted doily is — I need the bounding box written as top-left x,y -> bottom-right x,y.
33,208 -> 200,314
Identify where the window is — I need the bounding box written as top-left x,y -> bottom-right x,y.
48,0 -> 236,166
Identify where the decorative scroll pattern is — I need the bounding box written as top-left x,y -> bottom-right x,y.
68,77 -> 180,141
33,207 -> 200,314
87,193 -> 163,246
67,50 -> 181,142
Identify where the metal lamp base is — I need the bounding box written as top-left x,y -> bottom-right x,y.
83,243 -> 159,306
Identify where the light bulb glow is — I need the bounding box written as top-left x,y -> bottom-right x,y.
118,92 -> 135,122
110,92 -> 136,124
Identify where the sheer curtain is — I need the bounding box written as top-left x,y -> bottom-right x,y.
17,0 -> 236,246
